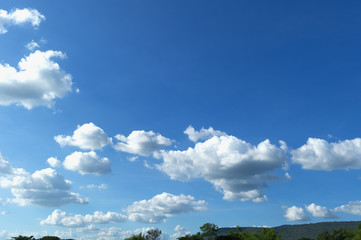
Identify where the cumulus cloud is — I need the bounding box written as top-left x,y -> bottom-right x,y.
334,201 -> 361,216
284,206 -> 310,221
124,192 -> 207,223
0,50 -> 73,109
114,130 -> 172,156
292,138 -> 361,170
0,8 -> 45,34
55,123 -> 112,150
0,167 -> 88,206
63,151 -> 111,175
47,157 -> 61,168
305,203 -> 337,219
41,209 -> 127,227
184,126 -> 226,142
157,132 -> 288,202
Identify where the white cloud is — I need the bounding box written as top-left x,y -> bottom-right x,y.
184,126 -> 226,142
305,203 -> 337,218
86,184 -> 108,190
0,50 -> 73,109
284,206 -> 310,221
172,225 -> 189,240
55,123 -> 112,150
157,133 -> 288,202
334,201 -> 361,216
63,151 -> 111,175
0,8 -> 45,34
124,192 -> 207,223
41,209 -> 127,227
0,154 -> 14,174
0,167 -> 88,207
25,40 -> 40,51
292,138 -> 361,170
47,157 -> 61,168
114,130 -> 172,156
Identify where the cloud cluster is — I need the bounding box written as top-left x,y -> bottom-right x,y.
306,203 -> 337,218
124,192 -> 207,223
0,50 -> 73,109
114,130 -> 172,156
334,201 -> 361,216
184,126 -> 226,143
55,123 -> 112,150
284,203 -> 338,221
284,206 -> 310,221
41,209 -> 127,227
63,151 -> 111,175
0,8 -> 45,34
0,164 -> 87,206
292,138 -> 361,170
157,134 -> 288,202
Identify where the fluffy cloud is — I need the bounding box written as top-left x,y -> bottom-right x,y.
63,151 -> 111,175
0,167 -> 88,206
284,206 -> 310,221
334,201 -> 361,216
41,209 -> 127,227
55,123 -> 112,150
47,157 -> 61,168
292,138 -> 361,170
0,8 -> 45,34
0,50 -> 73,109
184,126 -> 226,142
157,131 -> 288,202
114,130 -> 172,156
305,203 -> 337,218
124,192 -> 207,223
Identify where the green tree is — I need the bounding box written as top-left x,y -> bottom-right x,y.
11,236 -> 34,240
178,233 -> 203,240
125,233 -> 146,240
146,229 -> 162,240
200,223 -> 219,239
261,228 -> 281,240
354,223 -> 361,240
38,237 -> 60,240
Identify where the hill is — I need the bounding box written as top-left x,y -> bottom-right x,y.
218,221 -> 361,240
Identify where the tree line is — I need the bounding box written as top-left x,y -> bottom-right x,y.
10,222 -> 361,240
178,223 -> 361,240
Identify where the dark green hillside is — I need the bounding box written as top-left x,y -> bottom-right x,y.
218,221 -> 361,240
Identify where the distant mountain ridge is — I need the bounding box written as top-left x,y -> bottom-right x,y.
218,221 -> 361,240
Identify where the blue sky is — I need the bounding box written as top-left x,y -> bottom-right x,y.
0,0 -> 361,239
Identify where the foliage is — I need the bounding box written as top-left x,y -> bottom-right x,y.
38,237 -> 61,240
316,228 -> 355,240
200,223 -> 219,238
146,229 -> 162,240
125,228 -> 162,240
125,233 -> 147,240
12,236 -> 35,240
